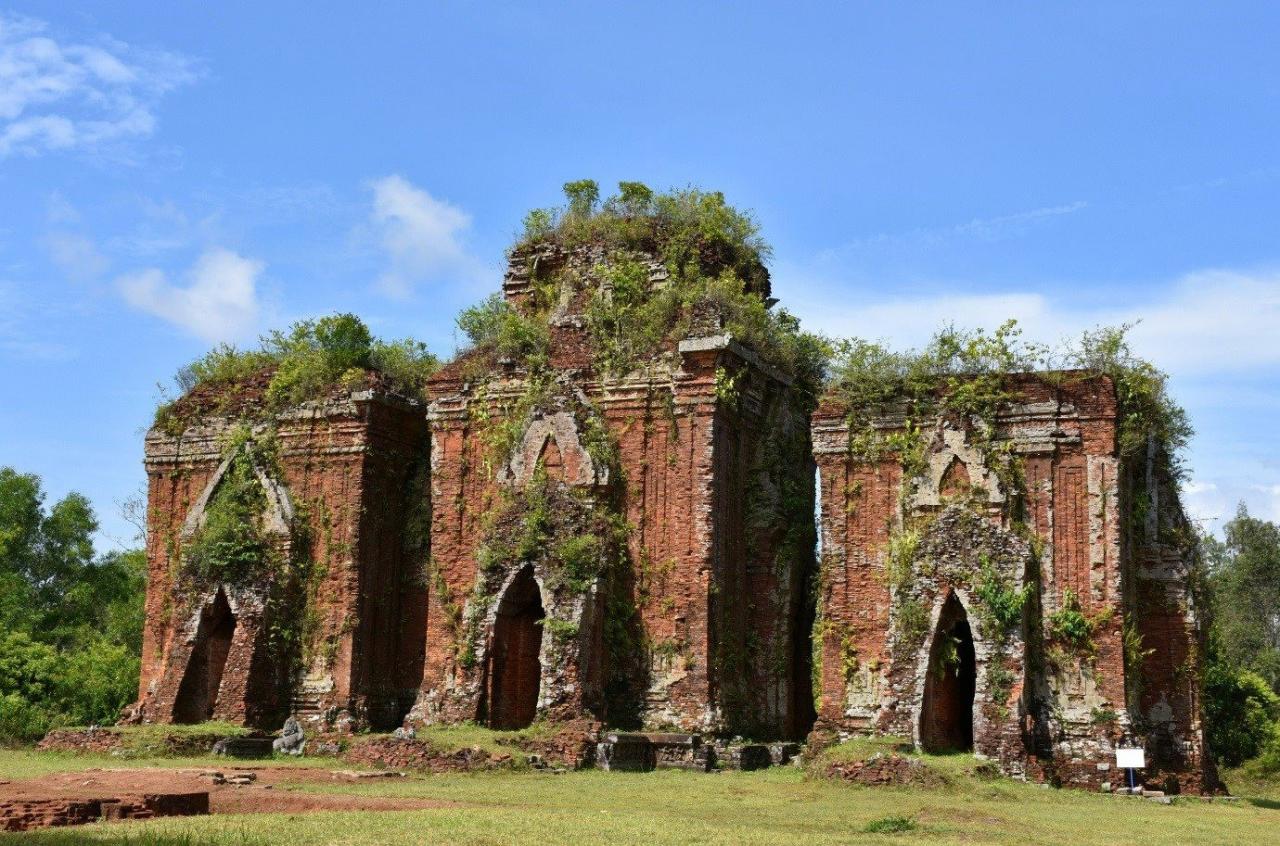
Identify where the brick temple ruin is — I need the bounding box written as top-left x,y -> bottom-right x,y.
130,198 -> 1215,792
811,376 -> 1214,792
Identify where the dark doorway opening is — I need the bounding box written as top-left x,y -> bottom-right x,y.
785,561 -> 819,739
920,592 -> 976,752
174,589 -> 236,724
485,566 -> 545,729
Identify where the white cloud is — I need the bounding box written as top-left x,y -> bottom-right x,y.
43,231 -> 108,282
1182,481 -> 1227,526
117,248 -> 263,342
368,175 -> 488,298
1176,479 -> 1280,531
791,290 -> 1052,350
1123,270 -> 1280,375
0,12 -> 196,157
780,266 -> 1280,375
45,191 -> 80,224
0,338 -> 76,361
777,258 -> 1280,534
1253,485 -> 1280,523
0,279 -> 77,361
817,201 -> 1088,257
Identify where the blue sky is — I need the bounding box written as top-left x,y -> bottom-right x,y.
1,2 -> 1278,548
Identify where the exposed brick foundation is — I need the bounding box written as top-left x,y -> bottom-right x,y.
340,738 -> 509,772
825,754 -> 944,787
0,793 -> 208,832
37,728 -> 233,757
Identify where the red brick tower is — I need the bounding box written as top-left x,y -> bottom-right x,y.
811,374 -> 1215,792
412,241 -> 818,737
133,377 -> 429,730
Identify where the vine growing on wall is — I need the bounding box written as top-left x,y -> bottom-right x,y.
474,467 -> 628,596
973,556 -> 1031,641
828,320 -> 1190,511
444,181 -> 828,729
153,315 -> 441,700
824,320 -> 1192,692
182,428 -> 279,588
1045,589 -> 1114,661
178,425 -> 317,689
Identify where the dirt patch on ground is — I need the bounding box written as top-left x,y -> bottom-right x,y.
0,765 -> 455,831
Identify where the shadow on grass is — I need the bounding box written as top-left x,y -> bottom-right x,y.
1244,797 -> 1280,810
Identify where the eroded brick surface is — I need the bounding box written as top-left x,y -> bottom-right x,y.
811,375 -> 1215,792
0,793 -> 207,832
133,390 -> 429,731
130,246 -> 1209,795
412,244 -> 816,737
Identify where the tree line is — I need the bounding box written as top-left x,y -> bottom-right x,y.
1202,504 -> 1280,773
0,467 -> 144,744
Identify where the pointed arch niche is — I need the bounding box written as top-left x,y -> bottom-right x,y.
483,565 -> 546,729
919,591 -> 977,752
168,437 -> 295,725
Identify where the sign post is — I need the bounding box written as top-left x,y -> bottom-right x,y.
1115,747 -> 1145,792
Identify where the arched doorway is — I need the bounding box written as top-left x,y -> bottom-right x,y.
920,592 -> 976,752
174,589 -> 236,723
485,566 -> 545,729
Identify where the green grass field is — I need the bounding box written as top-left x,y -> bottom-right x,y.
1,744 -> 1275,846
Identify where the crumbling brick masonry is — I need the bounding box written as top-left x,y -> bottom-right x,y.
130,200 -> 1213,792
811,375 -> 1216,792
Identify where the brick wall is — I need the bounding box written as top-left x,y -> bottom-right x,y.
133,388 -> 427,730
410,245 -> 815,738
127,239 -> 1215,792
811,374 -> 1214,791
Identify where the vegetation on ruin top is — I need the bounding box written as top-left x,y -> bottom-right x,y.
154,313 -> 439,433
457,180 -> 829,403
827,319 -> 1192,472
515,179 -> 771,282
826,321 -> 1194,671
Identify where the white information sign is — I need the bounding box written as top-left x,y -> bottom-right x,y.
1115,748 -> 1145,769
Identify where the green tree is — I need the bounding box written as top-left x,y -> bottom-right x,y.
0,631 -> 60,702
0,468 -> 98,638
1206,505 -> 1280,692
0,467 -> 147,744
56,549 -> 147,653
562,179 -> 600,219
1202,662 -> 1280,767
55,639 -> 141,726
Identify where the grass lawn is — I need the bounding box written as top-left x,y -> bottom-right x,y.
1,746 -> 1275,845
